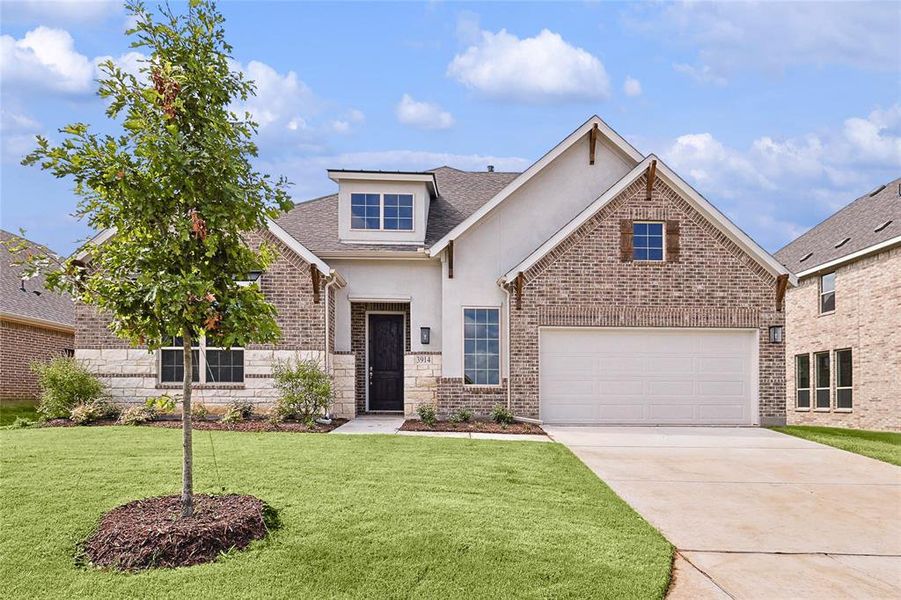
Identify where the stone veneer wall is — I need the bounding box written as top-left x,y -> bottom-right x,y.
784,246 -> 900,431
350,302 -> 411,413
330,352 -> 356,418
0,319 -> 74,398
507,174 -> 785,424
404,352 -> 441,417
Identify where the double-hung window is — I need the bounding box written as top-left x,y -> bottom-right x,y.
814,351 -> 830,409
795,354 -> 810,409
160,337 -> 244,384
820,273 -> 835,313
463,308 -> 500,385
351,193 -> 414,231
633,222 -> 664,261
835,349 -> 852,409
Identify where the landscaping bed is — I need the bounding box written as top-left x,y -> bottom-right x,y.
41,416 -> 346,433
400,419 -> 544,435
81,494 -> 274,571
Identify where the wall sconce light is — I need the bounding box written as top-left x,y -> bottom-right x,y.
420,327 -> 431,345
236,271 -> 263,287
768,325 -> 784,343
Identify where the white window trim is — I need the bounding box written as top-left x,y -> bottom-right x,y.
835,348 -> 853,412
158,337 -> 245,385
819,272 -> 835,315
795,353 -> 811,411
632,220 -> 666,262
461,306 -> 502,388
813,351 -> 831,411
350,192 -> 415,232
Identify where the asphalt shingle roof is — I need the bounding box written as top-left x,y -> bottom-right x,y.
0,229 -> 74,327
774,177 -> 901,274
276,166 -> 520,254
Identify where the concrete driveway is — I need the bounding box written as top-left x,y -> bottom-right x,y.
544,426 -> 901,599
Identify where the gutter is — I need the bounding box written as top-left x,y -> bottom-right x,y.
794,235 -> 901,278
0,312 -> 75,334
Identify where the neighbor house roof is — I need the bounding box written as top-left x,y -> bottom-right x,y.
774,177 -> 901,277
276,166 -> 519,255
0,229 -> 75,331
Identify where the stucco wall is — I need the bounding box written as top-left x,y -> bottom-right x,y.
784,246 -> 901,431
336,179 -> 430,245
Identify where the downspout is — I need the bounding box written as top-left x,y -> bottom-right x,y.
323,271 -> 338,373
501,283 -> 513,412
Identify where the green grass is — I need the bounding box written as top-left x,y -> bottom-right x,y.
772,425 -> 901,466
0,427 -> 671,599
0,398 -> 39,426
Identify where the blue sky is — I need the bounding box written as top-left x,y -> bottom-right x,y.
1,0 -> 899,255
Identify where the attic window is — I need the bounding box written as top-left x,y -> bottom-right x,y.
799,252 -> 813,263
834,237 -> 851,249
874,220 -> 892,233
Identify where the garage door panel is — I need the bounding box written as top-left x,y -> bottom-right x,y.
540,328 -> 756,425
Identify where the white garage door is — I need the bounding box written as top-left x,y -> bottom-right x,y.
539,328 -> 758,425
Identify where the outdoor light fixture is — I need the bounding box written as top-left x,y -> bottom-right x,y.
420,327 -> 431,345
236,271 -> 263,287
769,325 -> 784,343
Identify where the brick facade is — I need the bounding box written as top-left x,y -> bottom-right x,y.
437,378 -> 508,416
350,302 -> 411,413
505,174 -> 785,423
0,319 -> 74,398
784,246 -> 900,431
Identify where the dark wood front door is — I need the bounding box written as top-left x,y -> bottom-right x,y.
368,314 -> 404,411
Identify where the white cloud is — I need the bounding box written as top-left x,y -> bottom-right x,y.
230,60 -> 318,132
630,1 -> 900,84
672,63 -> 727,86
447,27 -> 610,103
0,27 -> 95,94
395,94 -> 454,130
662,104 -> 901,249
623,77 -> 642,97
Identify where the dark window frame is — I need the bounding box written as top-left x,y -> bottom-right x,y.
795,354 -> 811,410
814,351 -> 831,410
159,337 -> 243,384
835,348 -> 852,410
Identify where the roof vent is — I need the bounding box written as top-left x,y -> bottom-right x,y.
799,252 -> 813,263
487,165 -> 494,172
19,279 -> 26,292
32,290 -> 41,296
874,220 -> 893,233
835,237 -> 851,248
869,184 -> 886,196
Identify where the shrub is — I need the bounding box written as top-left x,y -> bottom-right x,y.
270,359 -> 332,425
32,357 -> 104,419
490,404 -> 514,426
417,403 -> 437,427
10,417 -> 35,429
221,400 -> 254,424
191,402 -> 209,421
449,408 -> 473,424
117,405 -> 154,426
145,394 -> 176,416
70,400 -> 119,425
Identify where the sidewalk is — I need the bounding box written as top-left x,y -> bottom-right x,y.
331,415 -> 550,442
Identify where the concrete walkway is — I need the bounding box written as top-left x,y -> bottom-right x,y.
331,415 -> 549,442
544,426 -> 901,599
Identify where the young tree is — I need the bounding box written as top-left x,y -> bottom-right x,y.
23,0 -> 292,517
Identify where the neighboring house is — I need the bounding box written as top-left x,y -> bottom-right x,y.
775,179 -> 900,431
0,230 -> 75,399
77,116 -> 796,425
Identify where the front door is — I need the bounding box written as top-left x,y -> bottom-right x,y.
368,314 -> 404,411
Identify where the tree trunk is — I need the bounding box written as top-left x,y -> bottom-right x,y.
181,328 -> 194,518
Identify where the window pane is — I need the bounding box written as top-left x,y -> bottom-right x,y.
632,222 -> 664,261
351,193 -> 381,229
463,308 -> 500,385
382,194 -> 413,231
836,349 -> 852,387
821,291 -> 835,313
795,354 -> 810,389
820,272 -> 835,293
815,352 -> 830,388
816,389 -> 830,409
634,222 -> 647,236
205,349 -> 244,383
161,348 -> 199,382
796,390 -> 810,408
836,388 -> 852,409
647,222 -> 663,235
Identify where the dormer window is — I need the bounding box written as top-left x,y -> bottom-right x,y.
351,193 -> 414,231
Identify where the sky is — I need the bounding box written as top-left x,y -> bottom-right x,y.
1,0 -> 899,255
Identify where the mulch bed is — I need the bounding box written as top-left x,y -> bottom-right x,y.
42,417 -> 346,433
400,419 -> 544,435
81,494 -> 274,571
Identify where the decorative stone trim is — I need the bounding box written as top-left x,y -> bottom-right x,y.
403,353 -> 441,417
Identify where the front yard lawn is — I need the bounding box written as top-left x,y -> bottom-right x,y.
0,398 -> 38,426
0,427 -> 671,599
772,425 -> 901,466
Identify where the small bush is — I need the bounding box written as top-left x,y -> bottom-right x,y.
490,404 -> 514,426
145,394 -> 176,416
417,404 -> 437,427
32,357 -> 104,419
10,417 -> 35,429
69,400 -> 119,425
449,408 -> 473,424
271,359 -> 332,425
117,405 -> 153,426
221,400 -> 254,424
191,402 -> 209,421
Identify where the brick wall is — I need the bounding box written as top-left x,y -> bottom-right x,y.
350,302 -> 411,412
506,174 -> 785,423
0,319 -> 74,398
784,246 -> 900,431
437,378 -> 508,416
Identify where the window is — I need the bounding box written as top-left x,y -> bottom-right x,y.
836,349 -> 852,409
160,337 -> 243,384
463,308 -> 500,385
795,354 -> 810,409
633,222 -> 664,261
820,272 -> 835,313
814,351 -> 830,409
350,193 -> 414,231
350,193 -> 381,230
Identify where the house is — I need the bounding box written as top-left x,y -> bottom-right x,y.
77,116 -> 796,425
775,179 -> 900,431
0,230 -> 75,399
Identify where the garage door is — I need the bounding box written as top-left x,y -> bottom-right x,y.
539,328 -> 758,425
